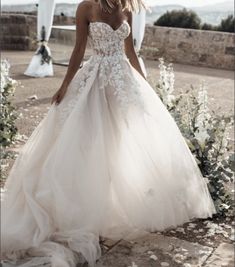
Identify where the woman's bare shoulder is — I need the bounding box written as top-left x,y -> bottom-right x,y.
78,0 -> 98,9
77,0 -> 94,9
76,0 -> 96,20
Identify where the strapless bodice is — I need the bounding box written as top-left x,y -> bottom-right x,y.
88,21 -> 130,57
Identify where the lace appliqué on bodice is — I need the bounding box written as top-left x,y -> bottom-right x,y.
57,21 -> 145,127
89,21 -> 129,56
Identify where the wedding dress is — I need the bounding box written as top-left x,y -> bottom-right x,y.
1,21 -> 216,267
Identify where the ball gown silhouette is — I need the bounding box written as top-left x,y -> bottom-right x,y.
1,21 -> 216,267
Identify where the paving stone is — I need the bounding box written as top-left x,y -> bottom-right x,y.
142,26 -> 234,70
101,238 -> 121,249
97,233 -> 213,267
2,260 -> 88,267
204,243 -> 234,267
1,259 -> 51,267
100,238 -> 122,255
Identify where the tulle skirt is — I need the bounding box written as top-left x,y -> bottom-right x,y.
1,55 -> 216,267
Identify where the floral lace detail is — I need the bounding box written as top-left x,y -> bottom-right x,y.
56,20 -> 145,128
108,55 -> 144,113
88,21 -> 130,57
56,60 -> 99,128
89,21 -> 145,113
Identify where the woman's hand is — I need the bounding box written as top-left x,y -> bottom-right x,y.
51,2 -> 89,106
51,86 -> 68,105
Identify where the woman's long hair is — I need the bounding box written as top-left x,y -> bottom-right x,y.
99,0 -> 146,13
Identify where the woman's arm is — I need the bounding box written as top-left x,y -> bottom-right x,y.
124,11 -> 146,79
51,2 -> 90,105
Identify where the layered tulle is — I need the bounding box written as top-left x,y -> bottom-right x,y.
1,21 -> 216,267
1,55 -> 216,267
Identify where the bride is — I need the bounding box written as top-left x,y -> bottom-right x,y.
1,0 -> 216,266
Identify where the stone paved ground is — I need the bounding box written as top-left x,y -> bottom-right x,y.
1,50 -> 234,267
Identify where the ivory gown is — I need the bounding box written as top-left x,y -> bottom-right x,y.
1,21 -> 216,267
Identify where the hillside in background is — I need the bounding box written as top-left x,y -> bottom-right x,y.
2,1 -> 234,25
147,4 -> 184,24
1,4 -> 37,13
148,1 -> 233,25
192,1 -> 234,25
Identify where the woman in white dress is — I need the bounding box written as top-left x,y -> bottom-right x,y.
1,0 -> 216,266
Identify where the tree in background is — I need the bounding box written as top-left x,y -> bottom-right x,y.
217,15 -> 235,33
154,10 -> 234,33
154,8 -> 201,29
201,23 -> 216,31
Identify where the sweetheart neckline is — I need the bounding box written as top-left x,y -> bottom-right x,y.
89,20 -> 128,32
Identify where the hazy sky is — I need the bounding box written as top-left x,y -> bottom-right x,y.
1,0 -> 232,7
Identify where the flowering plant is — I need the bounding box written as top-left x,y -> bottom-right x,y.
0,60 -> 18,149
157,58 -> 176,109
156,58 -> 234,216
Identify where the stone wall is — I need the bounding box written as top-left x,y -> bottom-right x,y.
0,14 -> 73,51
53,15 -> 76,26
50,27 -> 76,46
1,13 -> 234,70
1,13 -> 37,51
142,26 -> 235,70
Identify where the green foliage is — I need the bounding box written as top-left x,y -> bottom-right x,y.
154,10 -> 234,33
0,60 -> 18,149
201,23 -> 216,31
217,15 -> 235,33
176,90 -> 234,216
154,8 -> 201,29
156,59 -> 234,217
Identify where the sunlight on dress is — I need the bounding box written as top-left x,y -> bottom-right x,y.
1,20 -> 216,267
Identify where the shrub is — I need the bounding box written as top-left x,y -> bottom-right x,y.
0,60 -> 18,149
201,23 -> 216,31
217,15 -> 235,33
154,8 -> 201,29
156,58 -> 234,216
154,10 -> 234,33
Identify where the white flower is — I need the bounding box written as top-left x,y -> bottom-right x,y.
161,262 -> 170,266
157,58 -> 175,108
27,94 -> 38,100
173,253 -> 187,263
194,82 -> 212,137
176,227 -> 186,234
150,254 -> 158,261
204,221 -> 229,238
1,59 -> 17,95
194,129 -> 210,148
221,203 -> 230,210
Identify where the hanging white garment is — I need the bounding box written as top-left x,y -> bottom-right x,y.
133,9 -> 147,77
24,0 -> 55,77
